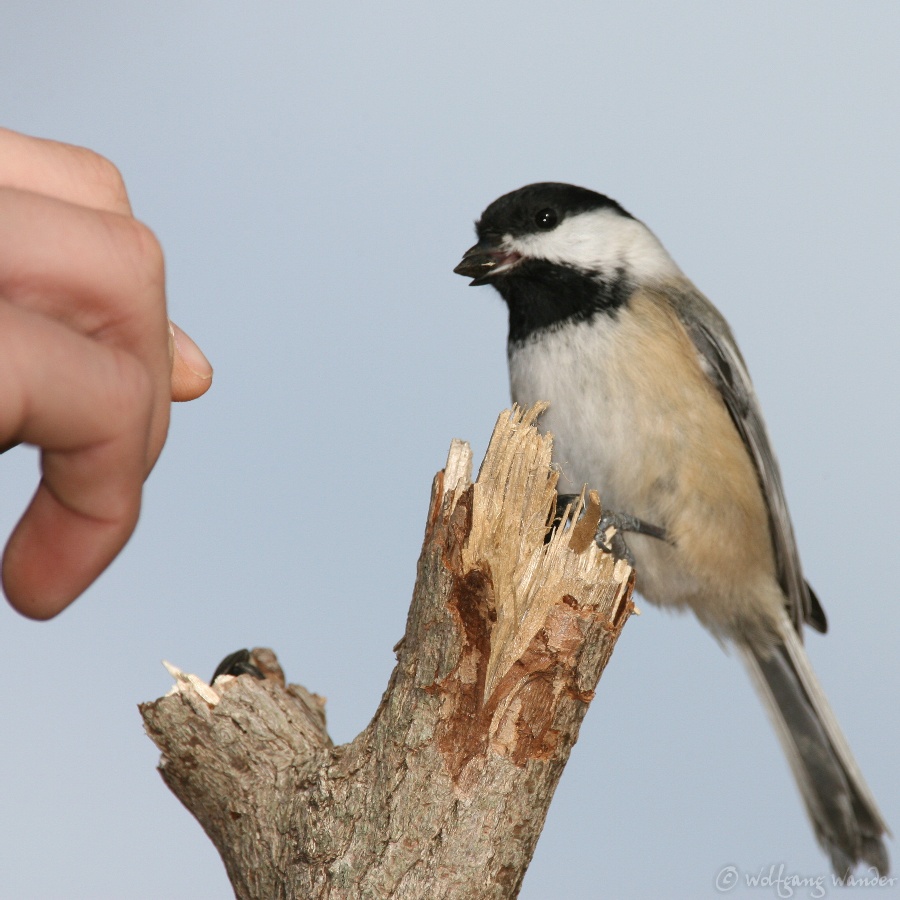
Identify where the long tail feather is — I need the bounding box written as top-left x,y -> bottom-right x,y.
738,616 -> 889,876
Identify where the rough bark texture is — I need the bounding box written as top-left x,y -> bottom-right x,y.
141,405 -> 635,899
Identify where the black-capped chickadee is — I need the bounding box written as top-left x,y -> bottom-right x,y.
454,183 -> 888,876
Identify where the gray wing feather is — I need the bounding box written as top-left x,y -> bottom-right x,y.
670,287 -> 812,634
671,287 -> 887,870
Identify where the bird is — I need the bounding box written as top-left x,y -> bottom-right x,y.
453,182 -> 889,876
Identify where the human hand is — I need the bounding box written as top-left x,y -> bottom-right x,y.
0,127 -> 212,619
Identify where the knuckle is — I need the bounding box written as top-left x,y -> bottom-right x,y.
69,147 -> 130,210
100,216 -> 166,313
107,351 -> 155,432
119,217 -> 165,283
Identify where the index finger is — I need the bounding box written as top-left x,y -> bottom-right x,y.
0,302 -> 154,618
0,127 -> 133,215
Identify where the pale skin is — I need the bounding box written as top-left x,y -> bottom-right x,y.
0,127 -> 213,619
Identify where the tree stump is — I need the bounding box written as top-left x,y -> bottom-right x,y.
140,405 -> 635,899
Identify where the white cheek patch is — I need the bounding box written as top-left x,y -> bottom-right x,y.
506,208 -> 680,283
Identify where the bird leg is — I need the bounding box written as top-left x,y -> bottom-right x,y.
555,493 -> 667,566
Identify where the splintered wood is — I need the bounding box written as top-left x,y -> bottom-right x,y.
442,404 -> 632,700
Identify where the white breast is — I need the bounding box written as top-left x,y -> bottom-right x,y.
508,309 -> 676,516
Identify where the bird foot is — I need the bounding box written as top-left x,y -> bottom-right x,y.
556,494 -> 667,565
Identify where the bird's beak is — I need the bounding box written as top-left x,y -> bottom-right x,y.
453,241 -> 521,286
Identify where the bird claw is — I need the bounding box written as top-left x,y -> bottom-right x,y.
555,493 -> 667,565
595,515 -> 636,566
596,510 -> 668,564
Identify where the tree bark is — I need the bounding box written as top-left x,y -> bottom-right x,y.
140,405 -> 635,899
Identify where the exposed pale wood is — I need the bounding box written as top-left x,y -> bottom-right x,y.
141,405 -> 634,899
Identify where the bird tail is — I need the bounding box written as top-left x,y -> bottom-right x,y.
738,618 -> 890,877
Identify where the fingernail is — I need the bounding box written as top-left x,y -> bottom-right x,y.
167,321 -> 176,364
170,321 -> 213,379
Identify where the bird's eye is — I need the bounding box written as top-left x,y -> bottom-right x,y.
534,208 -> 559,230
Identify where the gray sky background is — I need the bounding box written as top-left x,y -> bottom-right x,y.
2,5 -> 898,898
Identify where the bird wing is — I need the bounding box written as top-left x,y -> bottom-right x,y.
670,286 -> 825,635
